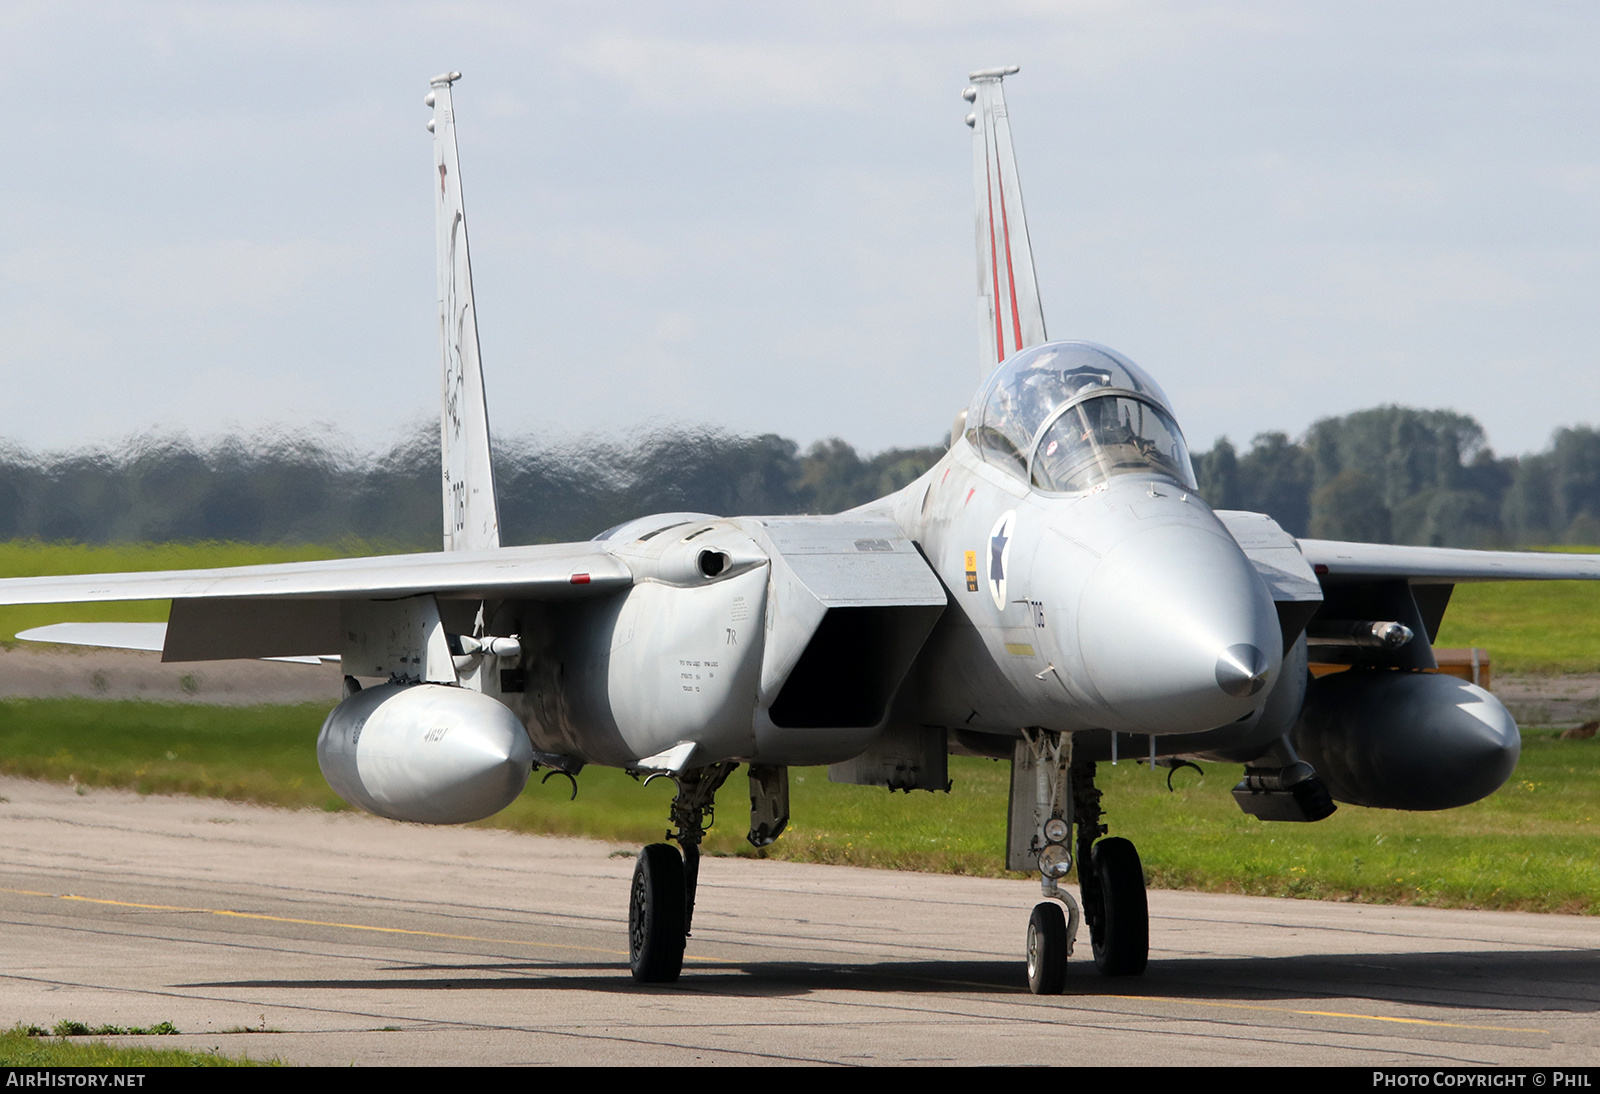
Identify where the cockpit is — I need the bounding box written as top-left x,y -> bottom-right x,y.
964,341 -> 1197,494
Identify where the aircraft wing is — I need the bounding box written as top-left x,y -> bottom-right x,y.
0,541 -> 635,665
15,621 -> 168,651
1297,539 -> 1600,584
13,622 -> 335,664
1216,513 -> 1600,665
0,541 -> 630,606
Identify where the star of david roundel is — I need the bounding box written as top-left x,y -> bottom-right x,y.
988,509 -> 1016,611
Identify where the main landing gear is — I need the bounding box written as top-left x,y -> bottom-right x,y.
627,761 -> 790,984
628,761 -> 732,983
629,842 -> 687,982
1019,730 -> 1148,994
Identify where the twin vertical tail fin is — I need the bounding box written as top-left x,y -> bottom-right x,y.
965,66 -> 1047,378
428,72 -> 502,552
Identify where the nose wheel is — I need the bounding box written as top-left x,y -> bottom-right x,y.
1025,900 -> 1069,994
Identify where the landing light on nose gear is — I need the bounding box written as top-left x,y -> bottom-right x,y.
1020,730 -> 1149,994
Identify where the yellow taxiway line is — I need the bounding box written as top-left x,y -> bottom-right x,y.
1,885 -> 721,961
1101,994 -> 1547,1035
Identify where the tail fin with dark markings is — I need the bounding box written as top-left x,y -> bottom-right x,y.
428,72 -> 502,552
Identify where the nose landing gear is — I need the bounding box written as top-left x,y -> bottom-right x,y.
1018,732 -> 1149,993
1018,729 -> 1082,994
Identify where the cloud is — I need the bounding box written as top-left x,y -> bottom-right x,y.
0,236 -> 362,331
567,35 -> 902,112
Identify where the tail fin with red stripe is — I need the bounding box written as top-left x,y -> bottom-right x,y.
965,66 -> 1047,377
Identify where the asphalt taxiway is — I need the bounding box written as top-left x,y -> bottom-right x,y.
0,776 -> 1595,1066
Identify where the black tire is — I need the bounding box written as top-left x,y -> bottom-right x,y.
1025,901 -> 1069,995
629,843 -> 686,983
1090,837 -> 1148,977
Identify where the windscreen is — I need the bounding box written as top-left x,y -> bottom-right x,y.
1031,395 -> 1196,493
966,341 -> 1174,480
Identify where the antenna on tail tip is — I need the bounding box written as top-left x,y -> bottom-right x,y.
430,71 -> 462,88
968,65 -> 1020,81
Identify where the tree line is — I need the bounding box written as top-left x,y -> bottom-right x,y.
0,427 -> 945,549
1,405 -> 1596,548
1193,407 -> 1600,546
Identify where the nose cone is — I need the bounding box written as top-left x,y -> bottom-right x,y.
1216,643 -> 1270,698
1076,523 -> 1281,733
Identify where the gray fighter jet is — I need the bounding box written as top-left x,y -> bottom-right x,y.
7,70 -> 1599,995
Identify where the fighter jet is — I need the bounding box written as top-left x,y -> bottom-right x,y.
7,70 -> 1599,995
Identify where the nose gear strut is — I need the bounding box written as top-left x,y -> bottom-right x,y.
1020,729 -> 1082,994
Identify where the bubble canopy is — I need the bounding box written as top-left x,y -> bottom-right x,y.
964,341 -> 1196,493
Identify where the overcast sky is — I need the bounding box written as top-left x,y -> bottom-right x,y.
2,2 -> 1597,460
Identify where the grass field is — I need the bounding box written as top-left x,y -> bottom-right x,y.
0,1025 -> 268,1066
4,697 -> 1595,914
1435,579 -> 1600,674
